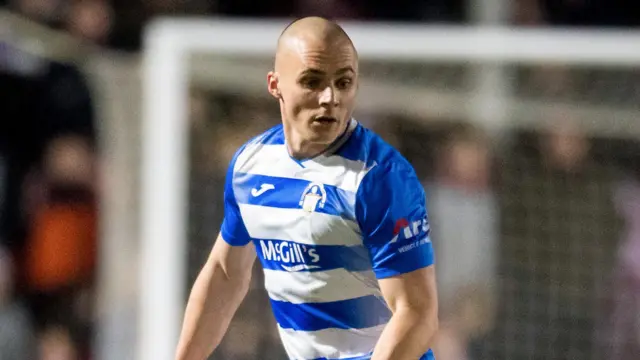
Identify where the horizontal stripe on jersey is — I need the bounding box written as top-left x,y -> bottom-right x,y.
270,295 -> 391,331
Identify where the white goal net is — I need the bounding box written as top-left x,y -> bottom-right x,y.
139,18 -> 640,360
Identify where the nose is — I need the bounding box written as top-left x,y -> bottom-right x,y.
319,86 -> 338,107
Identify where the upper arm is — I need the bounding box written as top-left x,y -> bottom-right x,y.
214,144 -> 256,278
356,163 -> 435,279
209,233 -> 256,281
378,265 -> 437,315
220,145 -> 251,246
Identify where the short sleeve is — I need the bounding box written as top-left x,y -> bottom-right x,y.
220,148 -> 251,246
356,163 -> 434,279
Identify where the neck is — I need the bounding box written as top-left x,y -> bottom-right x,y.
289,143 -> 328,160
283,118 -> 352,160
284,127 -> 334,160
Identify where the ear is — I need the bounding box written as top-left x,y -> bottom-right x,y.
267,71 -> 281,99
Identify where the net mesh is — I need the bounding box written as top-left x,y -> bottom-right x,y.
184,55 -> 640,360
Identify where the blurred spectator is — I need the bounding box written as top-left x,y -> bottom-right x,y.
0,247 -> 36,360
485,115 -> 623,360
424,124 -> 497,360
23,135 -> 97,358
0,41 -> 97,359
23,135 -> 96,291
38,324 -> 79,360
596,170 -> 640,359
66,0 -> 113,45
0,48 -> 96,256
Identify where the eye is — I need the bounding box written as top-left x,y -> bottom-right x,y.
301,78 -> 321,89
336,78 -> 352,90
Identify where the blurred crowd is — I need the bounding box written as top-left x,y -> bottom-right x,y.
1,18 -> 98,358
1,0 -> 640,51
1,0 -> 640,359
0,58 -> 97,358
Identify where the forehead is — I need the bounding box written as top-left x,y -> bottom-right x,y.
281,36 -> 357,74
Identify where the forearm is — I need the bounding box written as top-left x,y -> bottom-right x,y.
175,261 -> 250,360
371,307 -> 438,360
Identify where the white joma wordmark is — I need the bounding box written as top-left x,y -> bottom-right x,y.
251,183 -> 275,197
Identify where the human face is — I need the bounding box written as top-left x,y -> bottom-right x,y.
269,37 -> 358,155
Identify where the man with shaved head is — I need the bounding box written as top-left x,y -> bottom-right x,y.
175,17 -> 438,360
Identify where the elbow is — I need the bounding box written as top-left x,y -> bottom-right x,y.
397,304 -> 439,336
428,312 -> 439,336
417,307 -> 438,337
397,305 -> 439,352
411,303 -> 439,340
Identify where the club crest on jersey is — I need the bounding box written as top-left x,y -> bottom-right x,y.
299,182 -> 327,213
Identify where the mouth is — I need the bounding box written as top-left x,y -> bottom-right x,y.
313,115 -> 338,125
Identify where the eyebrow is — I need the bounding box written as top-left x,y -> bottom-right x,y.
299,66 -> 356,77
335,66 -> 356,75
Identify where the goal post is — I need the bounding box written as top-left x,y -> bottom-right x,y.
139,18 -> 640,360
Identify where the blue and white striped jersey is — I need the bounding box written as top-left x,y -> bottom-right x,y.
221,119 -> 435,360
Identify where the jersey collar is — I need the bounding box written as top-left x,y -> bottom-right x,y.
286,118 -> 358,166
318,117 -> 358,158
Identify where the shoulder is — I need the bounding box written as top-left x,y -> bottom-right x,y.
228,124 -> 284,172
339,123 -> 418,189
